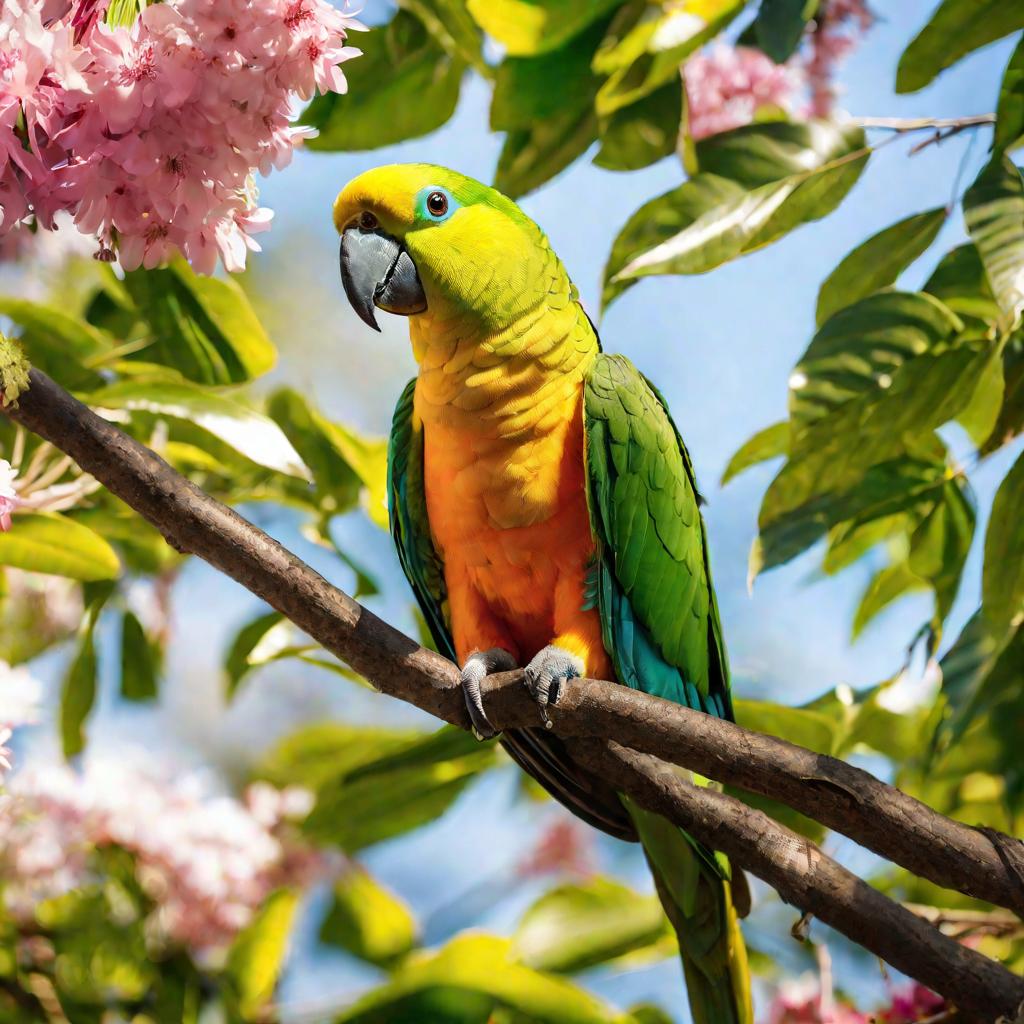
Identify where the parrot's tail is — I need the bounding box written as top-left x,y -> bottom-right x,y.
624,797 -> 752,1024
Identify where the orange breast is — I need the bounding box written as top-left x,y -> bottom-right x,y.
421,385 -> 610,673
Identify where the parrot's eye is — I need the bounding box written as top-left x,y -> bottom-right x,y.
426,191 -> 448,217
358,210 -> 378,231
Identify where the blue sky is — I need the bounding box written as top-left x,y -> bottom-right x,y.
12,3 -> 1021,1020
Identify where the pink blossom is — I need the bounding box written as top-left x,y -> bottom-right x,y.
516,815 -> 595,879
803,0 -> 873,117
0,755 -> 333,952
879,983 -> 945,1023
766,975 -> 867,1024
684,45 -> 802,141
0,0 -> 360,273
0,459 -> 22,530
0,660 -> 42,783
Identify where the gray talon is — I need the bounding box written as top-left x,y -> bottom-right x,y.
523,645 -> 583,728
460,648 -> 517,740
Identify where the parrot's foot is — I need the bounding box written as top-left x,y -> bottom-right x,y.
460,648 -> 518,741
523,646 -> 584,729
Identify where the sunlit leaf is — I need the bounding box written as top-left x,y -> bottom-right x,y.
983,334 -> 1024,453
815,208 -> 947,326
467,0 -> 619,56
0,512 -> 120,580
337,934 -> 626,1023
490,18 -> 606,130
512,878 -> 671,973
956,350 -> 1004,447
734,698 -> 837,755
852,561 -> 927,639
602,174 -> 744,309
720,421 -> 788,485
120,609 -> 159,701
304,12 -> 464,150
614,122 -> 867,284
896,0 -> 1024,93
264,724 -> 499,852
61,583 -> 114,758
86,381 -> 311,480
321,868 -> 418,968
594,0 -> 745,115
225,610 -> 287,699
226,889 -> 299,1020
924,243 -> 1002,324
121,260 -> 276,385
752,0 -> 818,62
963,154 -> 1024,332
995,34 -> 1024,153
982,448 -> 1024,629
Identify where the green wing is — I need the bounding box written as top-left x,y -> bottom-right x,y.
388,379 -> 454,661
387,378 -> 638,841
583,353 -> 732,721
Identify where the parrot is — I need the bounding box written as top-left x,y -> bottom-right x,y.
333,164 -> 752,1024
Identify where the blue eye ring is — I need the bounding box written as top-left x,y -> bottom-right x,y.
416,186 -> 457,222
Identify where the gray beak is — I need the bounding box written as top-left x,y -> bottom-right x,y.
339,227 -> 427,332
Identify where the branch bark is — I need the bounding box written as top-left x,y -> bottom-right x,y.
6,369 -> 1024,1020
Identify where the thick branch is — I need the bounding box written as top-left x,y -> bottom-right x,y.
6,370 -> 1024,1019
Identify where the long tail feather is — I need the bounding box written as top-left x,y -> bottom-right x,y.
623,797 -> 752,1024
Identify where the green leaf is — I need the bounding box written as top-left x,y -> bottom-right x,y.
320,868 -> 418,968
0,513 -> 120,580
896,0 -> 1024,93
983,333 -> 1024,453
268,390 -> 387,524
490,18 -> 606,131
956,348 -> 1005,446
995,34 -> 1024,153
982,448 -> 1024,629
752,0 -> 818,62
120,610 -> 158,701
790,291 -> 965,431
121,260 -> 276,385
226,889 -> 299,1020
852,562 -> 927,639
61,584 -> 114,758
493,107 -> 598,199
265,724 -> 499,852
924,243 -> 1002,324
225,610 -> 286,699
720,421 -> 788,484
467,0 -> 619,56
753,455 -> 951,574
594,0 -> 745,115
614,122 -> 867,283
815,208 -> 947,326
304,12 -> 464,151
337,934 -> 625,1023
594,79 -> 682,172
734,697 -> 837,755
398,0 -> 487,73
86,381 -> 311,480
602,174 -> 745,309
963,154 -> 1024,332
512,878 -> 671,974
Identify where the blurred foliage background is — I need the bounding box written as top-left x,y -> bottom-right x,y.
0,0 -> 1022,1021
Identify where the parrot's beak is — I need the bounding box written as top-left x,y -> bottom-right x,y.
339,226 -> 427,332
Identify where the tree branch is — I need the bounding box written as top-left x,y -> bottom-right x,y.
5,369 -> 1024,1020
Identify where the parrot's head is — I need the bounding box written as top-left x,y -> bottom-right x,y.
333,164 -> 568,337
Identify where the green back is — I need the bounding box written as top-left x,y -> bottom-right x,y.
583,353 -> 733,721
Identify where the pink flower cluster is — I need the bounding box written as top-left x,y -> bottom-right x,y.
682,0 -> 873,141
0,458 -> 21,531
515,815 -> 595,879
805,0 -> 874,117
0,660 -> 41,785
0,0 -> 359,273
683,45 -> 802,141
766,976 -> 945,1024
0,756 -> 331,953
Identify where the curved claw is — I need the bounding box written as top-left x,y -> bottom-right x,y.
460,648 -> 518,740
523,645 -> 584,729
